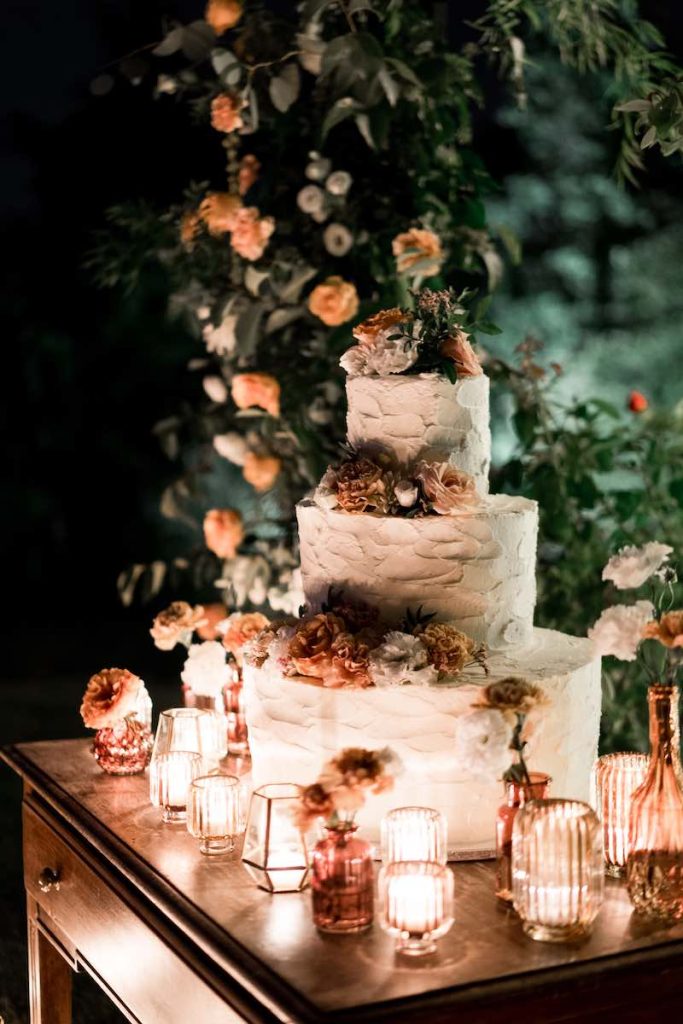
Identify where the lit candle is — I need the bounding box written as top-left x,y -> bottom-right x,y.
378,862 -> 454,956
381,806 -> 448,865
242,783 -> 310,893
187,774 -> 241,855
150,751 -> 202,824
592,753 -> 649,876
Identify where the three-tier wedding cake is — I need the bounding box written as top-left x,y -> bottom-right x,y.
244,296 -> 602,858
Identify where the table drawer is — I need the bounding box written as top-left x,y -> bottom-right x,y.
23,802 -> 246,1024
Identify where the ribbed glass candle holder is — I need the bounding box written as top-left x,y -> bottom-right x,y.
512,799 -> 604,943
592,752 -> 649,876
381,807 -> 448,866
378,861 -> 454,956
150,708 -> 222,801
187,774 -> 242,854
150,751 -> 202,823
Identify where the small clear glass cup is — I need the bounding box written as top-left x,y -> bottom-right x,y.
378,861 -> 454,956
591,752 -> 649,876
187,774 -> 242,855
150,709 -> 222,803
150,750 -> 202,824
381,807 -> 448,866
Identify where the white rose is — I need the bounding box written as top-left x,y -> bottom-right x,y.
297,184 -> 326,215
369,632 -> 438,687
304,154 -> 331,180
588,600 -> 654,661
602,543 -> 673,590
339,345 -> 371,377
181,641 -> 231,697
326,170 -> 352,196
454,709 -> 513,782
395,480 -> 418,508
203,376 -> 228,403
364,337 -> 418,376
213,432 -> 249,465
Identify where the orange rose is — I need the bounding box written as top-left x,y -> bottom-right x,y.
231,372 -> 280,417
180,211 -> 201,250
230,207 -> 275,260
198,192 -> 241,234
308,276 -> 359,327
440,329 -> 482,377
238,154 -> 260,195
643,611 -> 683,648
211,93 -> 244,133
392,228 -> 443,276
242,452 -> 281,491
80,668 -> 143,730
289,613 -> 346,678
203,508 -> 244,559
352,307 -> 411,346
196,602 -> 229,640
205,0 -> 242,34
221,612 -> 270,663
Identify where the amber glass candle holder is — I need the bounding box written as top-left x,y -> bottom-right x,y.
592,753 -> 649,876
150,751 -> 202,824
381,807 -> 448,866
241,784 -> 310,892
187,774 -> 242,855
378,861 -> 454,956
512,799 -> 604,943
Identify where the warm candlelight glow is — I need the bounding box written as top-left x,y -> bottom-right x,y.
150,708 -> 223,796
187,774 -> 241,855
378,862 -> 454,956
242,783 -> 310,893
381,806 -> 448,865
512,799 -> 604,943
150,751 -> 202,823
592,752 -> 649,876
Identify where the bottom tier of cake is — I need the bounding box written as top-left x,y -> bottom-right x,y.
244,627 -> 602,860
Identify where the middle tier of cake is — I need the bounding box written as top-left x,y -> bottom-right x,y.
297,493 -> 538,650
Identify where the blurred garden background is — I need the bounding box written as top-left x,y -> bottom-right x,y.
1,2 -> 682,1018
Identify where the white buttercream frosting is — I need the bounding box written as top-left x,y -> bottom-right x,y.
297,494 -> 538,650
346,373 -> 491,494
244,627 -> 602,859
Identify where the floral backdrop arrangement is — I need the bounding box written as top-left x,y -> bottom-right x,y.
92,1 -> 683,748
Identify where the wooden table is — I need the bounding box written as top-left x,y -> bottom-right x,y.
4,739 -> 683,1024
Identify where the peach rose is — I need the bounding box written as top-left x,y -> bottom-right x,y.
231,372 -> 280,417
80,668 -> 143,730
211,93 -> 244,133
238,154 -> 260,195
196,602 -> 229,640
221,611 -> 270,663
230,207 -> 275,261
199,192 -> 241,235
150,601 -> 207,651
308,276 -> 360,327
643,611 -> 683,648
203,508 -> 244,559
289,613 -> 346,678
392,228 -> 443,276
180,210 -> 201,250
440,329 -> 482,377
242,452 -> 281,491
205,0 -> 242,34
416,461 -> 479,514
352,307 -> 411,346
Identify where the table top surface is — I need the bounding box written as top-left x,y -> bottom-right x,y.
5,738 -> 683,1023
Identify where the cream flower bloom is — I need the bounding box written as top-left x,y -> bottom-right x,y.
203,376 -> 228,403
369,632 -> 438,688
588,601 -> 654,661
602,543 -> 673,590
203,314 -> 237,355
181,641 -> 231,697
454,708 -> 512,782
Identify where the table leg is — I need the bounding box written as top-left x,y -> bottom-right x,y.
27,895 -> 73,1024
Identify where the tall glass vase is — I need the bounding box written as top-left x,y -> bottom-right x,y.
311,826 -> 374,933
496,772 -> 551,903
627,684 -> 683,922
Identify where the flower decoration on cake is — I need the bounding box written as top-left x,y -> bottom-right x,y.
339,288 -> 484,383
150,601 -> 208,651
219,611 -> 271,665
244,592 -> 487,689
589,542 -> 681,682
294,746 -> 401,830
315,449 -> 481,517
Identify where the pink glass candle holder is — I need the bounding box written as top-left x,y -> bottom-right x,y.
592,752 -> 649,876
150,751 -> 202,824
378,861 -> 454,956
187,774 -> 242,855
381,807 -> 448,866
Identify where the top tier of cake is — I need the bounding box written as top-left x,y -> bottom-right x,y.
346,372 -> 491,494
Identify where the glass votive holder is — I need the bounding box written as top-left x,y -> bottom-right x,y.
187,775 -> 241,855
381,807 -> 448,866
512,798 -> 604,943
378,861 -> 454,956
592,752 -> 649,876
150,709 -> 221,800
241,783 -> 310,893
150,751 -> 202,824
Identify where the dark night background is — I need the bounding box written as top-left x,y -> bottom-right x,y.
1,2 -> 682,1020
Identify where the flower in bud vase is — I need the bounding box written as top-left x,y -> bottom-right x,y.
295,746 -> 401,933
80,669 -> 153,775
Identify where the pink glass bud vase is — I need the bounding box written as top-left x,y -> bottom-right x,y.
93,717 -> 153,776
496,771 -> 551,903
311,825 -> 374,934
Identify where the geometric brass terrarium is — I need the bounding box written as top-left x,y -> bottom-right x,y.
241,783 -> 310,893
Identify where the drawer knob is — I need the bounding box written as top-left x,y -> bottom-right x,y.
38,867 -> 60,893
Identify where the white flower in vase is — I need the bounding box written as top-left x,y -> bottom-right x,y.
588,600 -> 654,661
181,641 -> 232,698
453,708 -> 513,781
602,542 -> 673,590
